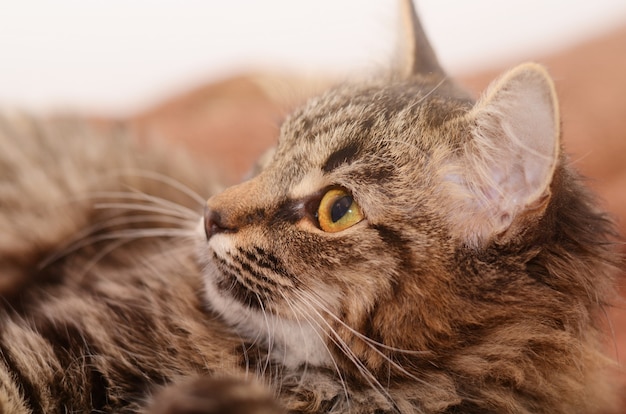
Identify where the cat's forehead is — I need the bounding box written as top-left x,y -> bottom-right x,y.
275,77 -> 473,173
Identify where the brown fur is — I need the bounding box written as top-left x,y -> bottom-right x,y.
0,1 -> 623,413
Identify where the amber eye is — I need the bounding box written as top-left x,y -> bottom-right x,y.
316,188 -> 364,233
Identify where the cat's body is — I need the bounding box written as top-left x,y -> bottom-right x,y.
0,115 -> 250,412
0,1 -> 623,413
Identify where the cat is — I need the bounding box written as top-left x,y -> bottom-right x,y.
0,1 -> 623,413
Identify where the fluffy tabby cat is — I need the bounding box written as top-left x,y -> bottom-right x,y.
0,1 -> 622,413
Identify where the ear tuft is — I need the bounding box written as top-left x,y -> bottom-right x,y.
446,63 -> 560,245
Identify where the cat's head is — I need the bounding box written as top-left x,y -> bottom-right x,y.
197,0 -> 617,409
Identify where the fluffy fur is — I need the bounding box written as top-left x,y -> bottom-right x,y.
0,1 -> 623,413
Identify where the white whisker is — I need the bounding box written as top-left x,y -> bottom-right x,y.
297,291 -> 403,360
407,76 -> 447,111
78,214 -> 192,241
293,290 -> 398,409
94,202 -> 196,221
88,189 -> 200,220
279,291 -> 351,411
102,168 -> 207,207
46,228 -> 195,266
75,237 -> 134,281
40,216 -> 196,268
302,292 -> 427,356
255,291 -> 274,379
296,289 -> 452,404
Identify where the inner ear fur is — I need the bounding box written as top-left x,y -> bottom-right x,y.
446,63 -> 561,246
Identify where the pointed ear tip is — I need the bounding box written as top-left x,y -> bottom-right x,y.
398,0 -> 445,77
510,63 -> 560,121
477,62 -> 559,113
504,62 -> 556,91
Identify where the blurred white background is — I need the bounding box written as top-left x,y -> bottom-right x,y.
1,0 -> 625,115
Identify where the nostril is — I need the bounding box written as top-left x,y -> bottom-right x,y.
204,206 -> 235,240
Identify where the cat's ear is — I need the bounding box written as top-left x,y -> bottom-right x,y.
446,63 -> 560,246
398,0 -> 444,77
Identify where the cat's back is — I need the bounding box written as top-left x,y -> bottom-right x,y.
0,112 -> 245,412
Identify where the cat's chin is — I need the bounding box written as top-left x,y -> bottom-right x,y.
196,228 -> 332,370
203,272 -> 332,369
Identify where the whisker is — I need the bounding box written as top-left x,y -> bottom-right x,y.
75,237 -> 134,281
40,214 -> 196,269
75,227 -> 197,246
293,290 -> 397,409
78,214 -> 193,241
296,289 -> 447,400
255,291 -> 274,379
101,168 -> 207,207
276,293 -> 308,389
279,291 -> 351,411
240,340 -> 252,379
407,76 -> 447,111
93,202 -> 197,221
298,290 -> 426,356
42,228 -> 196,267
88,189 -> 201,220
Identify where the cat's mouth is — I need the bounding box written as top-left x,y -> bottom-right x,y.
209,248 -> 276,311
197,221 -> 332,368
197,215 -> 293,311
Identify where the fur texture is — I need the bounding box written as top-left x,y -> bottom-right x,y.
0,2 -> 623,413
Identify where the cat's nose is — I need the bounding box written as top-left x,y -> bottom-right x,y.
203,206 -> 236,240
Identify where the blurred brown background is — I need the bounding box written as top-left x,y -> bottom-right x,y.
126,25 -> 626,406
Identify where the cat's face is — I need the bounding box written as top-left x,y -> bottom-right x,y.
197,64 -> 561,376
198,77 -> 470,367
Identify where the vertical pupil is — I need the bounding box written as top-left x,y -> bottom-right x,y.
331,196 -> 352,223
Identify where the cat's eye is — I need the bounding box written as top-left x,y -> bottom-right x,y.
316,188 -> 364,233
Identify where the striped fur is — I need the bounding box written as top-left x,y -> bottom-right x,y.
0,1 -> 623,412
